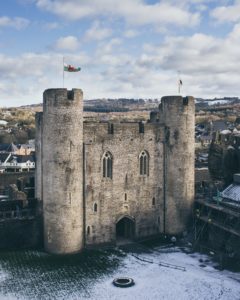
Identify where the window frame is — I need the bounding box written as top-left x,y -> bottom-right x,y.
102,151 -> 113,179
139,150 -> 149,176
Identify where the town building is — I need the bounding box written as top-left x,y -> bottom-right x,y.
0,153 -> 35,173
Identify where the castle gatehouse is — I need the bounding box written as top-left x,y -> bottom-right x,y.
35,89 -> 195,254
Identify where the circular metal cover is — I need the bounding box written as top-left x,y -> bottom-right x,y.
112,277 -> 135,288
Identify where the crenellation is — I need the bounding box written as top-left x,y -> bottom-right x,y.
43,88 -> 83,107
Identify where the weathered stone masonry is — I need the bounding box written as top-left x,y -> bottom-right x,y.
35,88 -> 195,254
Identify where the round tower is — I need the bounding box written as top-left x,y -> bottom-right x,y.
160,96 -> 195,235
42,88 -> 84,254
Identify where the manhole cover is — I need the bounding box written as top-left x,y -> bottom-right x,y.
113,277 -> 135,288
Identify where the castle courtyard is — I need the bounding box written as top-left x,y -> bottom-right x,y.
0,243 -> 239,300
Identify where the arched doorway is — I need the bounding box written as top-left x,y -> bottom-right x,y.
116,217 -> 135,240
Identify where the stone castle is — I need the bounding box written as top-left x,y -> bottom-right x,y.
35,89 -> 195,254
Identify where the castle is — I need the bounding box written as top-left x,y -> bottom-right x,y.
35,89 -> 195,254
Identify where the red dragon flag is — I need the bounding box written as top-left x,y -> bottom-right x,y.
64,63 -> 81,72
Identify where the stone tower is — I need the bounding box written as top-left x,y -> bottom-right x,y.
160,96 -> 195,234
42,89 -> 84,254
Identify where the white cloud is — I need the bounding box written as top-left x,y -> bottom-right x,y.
84,21 -> 112,41
211,1 -> 240,23
0,52 -> 91,106
0,53 -> 57,80
43,21 -> 60,30
130,24 -> 240,97
162,0 -> 223,7
98,38 -> 122,54
35,0 -> 200,27
160,30 -> 240,74
196,4 -> 208,12
52,36 -> 79,51
2,18 -> 240,105
73,23 -> 240,99
123,29 -> 140,38
0,16 -> 29,30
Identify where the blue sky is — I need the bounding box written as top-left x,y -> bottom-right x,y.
0,0 -> 240,106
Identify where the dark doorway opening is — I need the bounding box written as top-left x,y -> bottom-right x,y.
116,217 -> 135,240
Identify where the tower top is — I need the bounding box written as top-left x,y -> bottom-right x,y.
159,95 -> 194,111
43,88 -> 83,108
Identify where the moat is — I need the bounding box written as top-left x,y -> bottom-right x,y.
0,242 -> 239,300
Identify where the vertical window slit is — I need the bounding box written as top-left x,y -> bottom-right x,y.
152,197 -> 155,206
87,226 -> 90,235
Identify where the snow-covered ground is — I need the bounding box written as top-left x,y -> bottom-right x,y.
90,249 -> 240,300
195,99 -> 233,106
0,246 -> 239,300
207,100 -> 231,106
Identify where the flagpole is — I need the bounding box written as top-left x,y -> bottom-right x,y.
178,70 -> 180,94
63,56 -> 64,88
177,70 -> 182,94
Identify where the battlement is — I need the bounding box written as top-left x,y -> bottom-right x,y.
159,95 -> 195,128
83,120 -> 163,144
160,96 -> 194,110
43,88 -> 83,109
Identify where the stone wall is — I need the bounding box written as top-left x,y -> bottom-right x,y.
84,121 -> 164,245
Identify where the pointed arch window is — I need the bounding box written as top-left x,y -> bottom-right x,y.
139,150 -> 149,176
103,151 -> 113,179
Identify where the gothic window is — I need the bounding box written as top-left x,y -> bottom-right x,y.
139,150 -> 149,176
93,203 -> 97,212
103,151 -> 113,179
